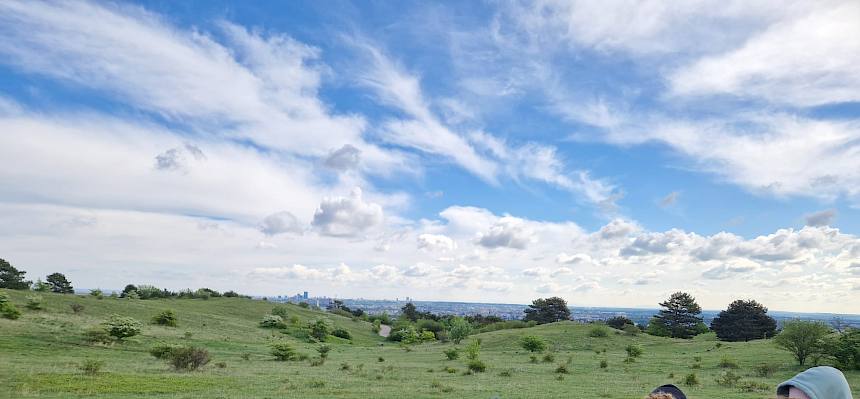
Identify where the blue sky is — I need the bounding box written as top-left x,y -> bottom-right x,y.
0,1 -> 858,312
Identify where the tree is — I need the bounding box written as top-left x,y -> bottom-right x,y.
830,328 -> 860,370
523,297 -> 570,324
400,302 -> 418,322
649,292 -> 703,339
0,259 -> 31,290
606,316 -> 635,330
120,284 -> 138,298
710,299 -> 777,342
774,320 -> 832,366
448,317 -> 473,344
32,279 -> 50,292
46,273 -> 73,293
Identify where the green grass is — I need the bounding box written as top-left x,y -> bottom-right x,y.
1,289 -> 858,398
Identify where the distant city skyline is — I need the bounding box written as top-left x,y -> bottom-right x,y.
0,1 -> 858,313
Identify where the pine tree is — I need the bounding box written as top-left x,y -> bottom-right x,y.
0,259 -> 31,290
710,299 -> 777,341
46,272 -> 74,294
650,292 -> 703,339
523,297 -> 571,324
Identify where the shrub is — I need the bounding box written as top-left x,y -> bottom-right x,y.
340,362 -> 351,371
79,359 -> 104,375
754,363 -> 778,377
444,348 -> 460,360
84,326 -> 112,344
520,335 -> 547,352
448,317 -> 473,344
308,319 -> 331,341
542,353 -> 555,363
168,346 -> 210,371
555,364 -> 569,374
465,340 -> 481,360
332,328 -> 352,340
625,344 -> 643,358
419,330 -> 437,342
240,352 -> 251,361
830,329 -> 860,370
738,381 -> 770,392
271,305 -> 289,318
606,316 -> 635,330
215,361 -> 227,369
104,315 -> 142,340
152,309 -> 178,327
70,303 -> 84,314
715,370 -> 742,387
150,344 -> 179,359
317,345 -> 331,359
309,357 -> 325,367
378,356 -> 385,362
589,325 -> 610,338
530,355 -> 538,363
718,356 -> 739,369
260,314 -> 284,328
683,373 -> 699,386
25,295 -> 43,310
271,342 -> 298,361
623,324 -> 640,336
467,359 -> 486,372
599,359 -> 608,369
0,294 -> 21,320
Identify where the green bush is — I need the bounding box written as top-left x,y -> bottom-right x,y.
271,342 -> 298,361
332,328 -> 352,340
715,370 -> 742,387
152,309 -> 178,327
260,314 -> 284,328
150,344 -> 180,359
0,293 -> 21,320
625,344 -> 643,358
520,335 -> 547,352
89,288 -> 103,298
168,346 -> 210,371
465,340 -> 481,360
467,359 -> 486,372
542,353 -> 555,363
606,316 -> 635,330
25,294 -> 43,310
271,305 -> 289,318
753,363 -> 778,377
623,324 -> 640,336
444,348 -> 459,360
70,303 -> 84,314
718,356 -> 739,369
830,329 -> 860,370
104,315 -> 142,340
599,359 -> 608,369
555,364 -> 569,374
84,326 -> 112,344
308,319 -> 331,341
683,373 -> 700,386
317,345 -> 331,359
79,359 -> 104,375
588,325 -> 609,338
448,317 -> 473,344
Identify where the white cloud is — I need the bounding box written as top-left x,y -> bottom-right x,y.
804,209 -> 837,227
417,234 -> 457,252
702,261 -> 761,280
258,212 -> 303,236
478,216 -> 536,249
555,253 -> 592,265
324,144 -> 362,171
312,188 -> 384,237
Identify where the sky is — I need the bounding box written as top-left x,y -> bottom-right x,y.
0,0 -> 859,313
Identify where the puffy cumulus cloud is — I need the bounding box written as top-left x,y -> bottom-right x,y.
805,209 -> 836,227
478,216 -> 536,249
324,144 -> 361,171
597,219 -> 639,240
258,211 -> 303,236
417,233 -> 457,252
620,229 -> 695,256
312,188 -> 384,237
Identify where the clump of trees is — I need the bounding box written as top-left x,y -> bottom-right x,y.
710,300 -> 776,341
0,259 -> 31,289
523,297 -> 570,324
646,292 -> 706,339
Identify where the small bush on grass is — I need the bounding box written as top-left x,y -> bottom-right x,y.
529,355 -> 538,363
520,335 -> 547,352
693,356 -> 702,362
499,370 -> 513,377
623,324 -> 640,336
599,360 -> 608,369
150,344 -> 180,359
89,288 -> 103,299
215,361 -> 227,369
340,362 -> 351,371
240,353 -> 251,361
84,326 -> 112,344
738,381 -> 770,392
378,356 -> 385,362
444,348 -> 459,360
152,309 -> 177,327
332,328 -> 351,340
465,340 -> 481,360
317,345 -> 331,359
25,295 -> 43,310
308,319 -> 331,341
443,366 -> 457,373
104,315 -> 142,340
555,364 -> 569,374
168,347 -> 210,371
691,362 -> 701,369
70,303 -> 84,314
79,359 -> 104,375
589,325 -> 609,338
310,357 -> 325,367
467,359 -> 486,373
754,363 -> 778,377
0,294 -> 21,319
260,315 -> 284,328
718,356 -> 739,369
271,342 -> 298,361
308,379 -> 325,388
542,353 -> 555,363
625,344 -> 643,358
715,370 -> 742,387
271,305 -> 289,318
683,373 -> 700,387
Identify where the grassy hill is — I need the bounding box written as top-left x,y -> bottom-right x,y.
1,289 -> 858,399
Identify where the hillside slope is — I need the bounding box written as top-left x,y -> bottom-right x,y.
1,289 -> 858,399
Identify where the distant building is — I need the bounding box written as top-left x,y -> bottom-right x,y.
303,291 -> 308,300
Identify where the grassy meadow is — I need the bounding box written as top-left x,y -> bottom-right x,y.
1,289 -> 857,399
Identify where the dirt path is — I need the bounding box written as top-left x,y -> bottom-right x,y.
378,324 -> 391,338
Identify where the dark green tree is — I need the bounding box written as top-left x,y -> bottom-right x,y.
46,272 -> 74,294
120,284 -> 138,298
710,299 -> 777,341
0,259 -> 31,289
650,292 -> 703,339
401,302 -> 418,322
523,297 -> 571,324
